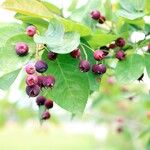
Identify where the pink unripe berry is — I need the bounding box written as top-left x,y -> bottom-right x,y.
26,75 -> 38,86
15,42 -> 29,56
79,60 -> 90,72
70,48 -> 81,58
116,50 -> 126,61
94,50 -> 105,61
26,25 -> 36,37
90,10 -> 101,20
25,63 -> 35,74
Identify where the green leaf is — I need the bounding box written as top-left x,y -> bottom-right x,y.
147,140 -> 150,150
145,53 -> 150,78
2,0 -> 53,19
15,13 -> 49,28
0,34 -> 35,77
41,1 -> 61,15
104,0 -> 112,20
42,52 -> 90,114
34,19 -> 80,54
70,0 -> 101,27
0,23 -> 24,48
68,0 -> 78,11
0,69 -> 21,90
117,9 -> 144,20
115,54 -> 144,83
86,34 -> 117,49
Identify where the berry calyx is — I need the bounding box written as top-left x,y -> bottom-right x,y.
100,46 -> 109,56
79,60 -> 90,72
70,48 -> 81,58
92,64 -> 106,74
26,75 -> 38,86
26,25 -> 36,37
26,85 -> 40,97
43,76 -> 55,88
90,10 -> 101,20
48,51 -> 57,61
44,99 -> 53,109
15,42 -> 29,56
35,60 -> 48,73
25,63 -> 35,75
115,50 -> 126,61
99,16 -> 106,24
36,96 -> 46,106
94,50 -> 105,61
115,37 -> 125,47
42,111 -> 51,120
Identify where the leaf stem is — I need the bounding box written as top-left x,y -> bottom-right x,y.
80,43 -> 95,52
80,45 -> 88,60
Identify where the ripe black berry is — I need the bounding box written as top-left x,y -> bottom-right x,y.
90,10 -> 101,20
115,37 -> 125,47
43,76 -> 55,88
48,51 -> 57,61
70,48 -> 80,58
79,60 -> 90,72
26,85 -> 40,97
35,60 -> 48,73
115,50 -> 126,61
42,111 -> 51,120
92,64 -> 106,74
26,75 -> 38,86
99,16 -> 106,24
44,99 -> 53,109
94,50 -> 105,61
15,42 -> 29,56
36,96 -> 46,106
26,25 -> 36,37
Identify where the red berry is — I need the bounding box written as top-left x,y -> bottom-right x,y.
94,50 -> 105,61
109,43 -> 116,49
26,25 -> 36,37
115,37 -> 125,47
99,16 -> 106,24
43,76 -> 55,88
90,10 -> 101,20
15,42 -> 29,56
92,64 -> 106,74
70,48 -> 80,58
42,111 -> 51,120
48,51 -> 57,61
79,60 -> 90,72
26,75 -> 38,86
25,63 -> 35,75
45,99 -> 53,109
36,96 -> 46,106
116,50 -> 126,61
26,85 -> 40,97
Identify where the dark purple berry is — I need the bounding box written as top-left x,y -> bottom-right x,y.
36,96 -> 46,106
26,85 -> 40,97
138,73 -> 144,82
115,37 -> 125,47
92,64 -> 106,74
99,16 -> 106,24
37,76 -> 45,88
109,43 -> 116,49
25,63 -> 35,74
26,75 -> 38,86
79,60 -> 90,72
116,50 -> 126,61
94,50 -> 105,61
147,44 -> 150,52
43,76 -> 55,88
45,99 -> 53,109
35,60 -> 48,73
15,42 -> 29,56
90,10 -> 101,20
42,111 -> 51,120
48,51 -> 57,61
26,25 -> 36,37
70,48 -> 81,58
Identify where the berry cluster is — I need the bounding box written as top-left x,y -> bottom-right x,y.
90,10 -> 106,24
15,25 -> 56,121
